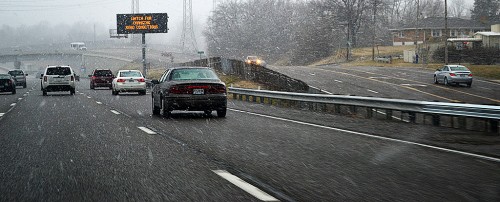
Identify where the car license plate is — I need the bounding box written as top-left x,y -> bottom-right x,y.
128,79 -> 135,82
460,74 -> 465,77
193,89 -> 204,95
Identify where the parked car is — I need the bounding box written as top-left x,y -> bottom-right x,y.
151,67 -> 227,118
112,70 -> 146,95
245,56 -> 266,66
40,65 -> 76,96
89,69 -> 114,89
434,65 -> 473,87
0,74 -> 16,94
7,69 -> 27,88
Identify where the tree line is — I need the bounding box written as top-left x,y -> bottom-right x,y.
205,0 -> 496,65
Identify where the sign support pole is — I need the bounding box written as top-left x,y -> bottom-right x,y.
142,33 -> 147,78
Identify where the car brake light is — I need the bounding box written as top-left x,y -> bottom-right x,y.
8,80 -> 12,84
43,76 -> 47,82
169,85 -> 187,94
468,73 -> 473,77
208,85 -> 226,94
91,76 -> 96,80
117,79 -> 126,82
137,78 -> 145,82
449,73 -> 456,76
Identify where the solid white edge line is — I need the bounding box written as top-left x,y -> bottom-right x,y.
96,102 -> 102,104
110,110 -> 121,115
10,103 -> 16,106
212,170 -> 279,201
228,108 -> 500,163
138,127 -> 157,135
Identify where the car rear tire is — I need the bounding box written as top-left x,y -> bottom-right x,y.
112,90 -> 118,95
12,88 -> 16,94
433,75 -> 438,84
90,83 -> 94,89
42,89 -> 47,96
152,97 -> 161,115
70,88 -> 75,95
467,82 -> 472,88
139,90 -> 146,95
162,99 -> 171,118
217,108 -> 227,118
23,83 -> 26,88
444,77 -> 449,86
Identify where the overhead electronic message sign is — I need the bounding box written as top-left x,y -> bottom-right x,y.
117,13 -> 168,34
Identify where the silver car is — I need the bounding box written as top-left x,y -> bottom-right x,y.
434,65 -> 473,87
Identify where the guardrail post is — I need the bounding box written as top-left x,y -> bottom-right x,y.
245,95 -> 249,101
366,108 -> 373,118
490,119 -> 499,134
232,93 -> 237,99
335,104 -> 341,114
238,94 -> 243,100
432,115 -> 441,126
349,105 -> 357,114
252,95 -> 257,102
386,109 -> 393,120
408,112 -> 416,123
458,117 -> 466,129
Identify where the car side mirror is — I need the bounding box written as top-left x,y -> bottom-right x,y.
151,79 -> 160,84
436,69 -> 441,71
25,74 -> 28,76
40,74 -> 44,78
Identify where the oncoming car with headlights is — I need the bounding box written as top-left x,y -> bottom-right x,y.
151,67 -> 227,118
245,56 -> 266,66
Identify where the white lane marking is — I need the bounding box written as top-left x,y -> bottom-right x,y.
212,170 -> 279,201
228,108 -> 500,163
476,79 -> 500,86
478,87 -> 491,90
0,113 -> 4,117
372,109 -> 409,123
310,85 -> 333,95
110,110 -> 121,115
401,84 -> 427,87
80,93 -> 84,95
18,98 -> 23,100
138,127 -> 157,135
367,89 -> 379,94
10,103 -> 16,106
368,76 -> 389,79
334,80 -> 343,83
96,102 -> 102,105
23,94 -> 28,97
87,96 -> 92,99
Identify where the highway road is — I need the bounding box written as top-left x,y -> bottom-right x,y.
267,65 -> 500,105
1,68 -> 500,201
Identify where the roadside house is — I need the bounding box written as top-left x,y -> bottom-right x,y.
389,17 -> 487,46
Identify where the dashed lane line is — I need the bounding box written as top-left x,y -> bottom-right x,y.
228,108 -> 500,163
0,113 -> 4,117
87,96 -> 92,99
10,103 -> 16,107
367,89 -> 379,94
138,127 -> 157,135
212,170 -> 279,201
110,110 -> 121,115
96,102 -> 102,105
334,80 -> 343,83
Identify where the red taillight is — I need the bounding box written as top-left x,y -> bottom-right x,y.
91,76 -> 96,80
169,85 -> 188,94
7,80 -> 12,84
43,76 -> 47,82
70,76 -> 74,81
208,85 -> 226,94
449,73 -> 456,76
468,73 -> 473,77
137,78 -> 145,82
117,79 -> 126,83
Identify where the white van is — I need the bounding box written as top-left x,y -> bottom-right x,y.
70,42 -> 87,51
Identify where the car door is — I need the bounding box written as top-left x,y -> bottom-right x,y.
437,66 -> 447,82
153,69 -> 170,106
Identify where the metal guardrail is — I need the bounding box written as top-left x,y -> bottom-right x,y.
228,87 -> 500,133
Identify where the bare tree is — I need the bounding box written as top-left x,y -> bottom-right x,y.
449,0 -> 469,18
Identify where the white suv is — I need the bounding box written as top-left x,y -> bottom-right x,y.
41,65 -> 76,96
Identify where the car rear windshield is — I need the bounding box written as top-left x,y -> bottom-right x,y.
94,70 -> 113,77
0,74 -> 11,79
171,68 -> 219,80
450,66 -> 469,71
8,70 -> 23,75
46,67 -> 71,75
119,71 -> 142,77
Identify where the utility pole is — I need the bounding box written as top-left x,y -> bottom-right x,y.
372,0 -> 377,61
414,0 -> 419,51
444,0 -> 449,65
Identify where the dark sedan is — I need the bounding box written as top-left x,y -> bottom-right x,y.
151,67 -> 227,118
0,74 -> 16,94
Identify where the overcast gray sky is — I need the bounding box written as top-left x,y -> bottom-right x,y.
0,0 -> 213,28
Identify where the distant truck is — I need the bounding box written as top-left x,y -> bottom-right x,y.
70,42 -> 87,51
